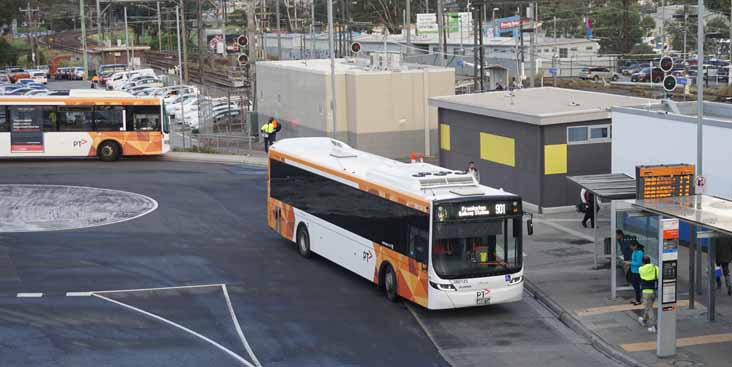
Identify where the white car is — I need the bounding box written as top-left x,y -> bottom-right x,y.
29,70 -> 47,84
166,94 -> 198,116
120,77 -> 163,92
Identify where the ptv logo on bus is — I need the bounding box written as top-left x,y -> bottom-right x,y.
73,139 -> 88,148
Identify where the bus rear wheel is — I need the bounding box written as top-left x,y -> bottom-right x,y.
383,265 -> 398,302
98,141 -> 121,162
296,225 -> 311,258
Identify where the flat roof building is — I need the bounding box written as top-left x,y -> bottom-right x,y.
430,87 -> 658,211
257,58 -> 454,159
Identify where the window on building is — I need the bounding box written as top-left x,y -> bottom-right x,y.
559,48 -> 568,58
570,47 -> 577,51
567,125 -> 612,144
586,46 -> 594,50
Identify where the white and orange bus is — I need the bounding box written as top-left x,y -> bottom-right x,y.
0,90 -> 170,161
268,138 -> 528,309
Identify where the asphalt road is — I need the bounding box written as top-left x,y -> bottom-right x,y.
0,159 -> 621,367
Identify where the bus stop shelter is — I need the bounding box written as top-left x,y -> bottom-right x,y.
567,173 -> 637,272
622,195 -> 732,321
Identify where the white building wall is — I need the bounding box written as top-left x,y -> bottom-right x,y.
612,111 -> 732,199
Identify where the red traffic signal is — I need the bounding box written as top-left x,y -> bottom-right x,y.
237,35 -> 248,47
238,53 -> 249,65
659,56 -> 674,73
350,42 -> 361,54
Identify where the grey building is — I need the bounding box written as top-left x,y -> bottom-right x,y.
430,87 -> 657,212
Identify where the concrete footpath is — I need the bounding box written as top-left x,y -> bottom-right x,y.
162,150 -> 268,167
526,211 -> 732,367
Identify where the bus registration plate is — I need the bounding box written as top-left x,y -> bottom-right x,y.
476,290 -> 491,305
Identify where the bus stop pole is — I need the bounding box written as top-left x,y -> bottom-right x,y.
708,238 -> 716,321
611,200 -> 617,299
689,226 -> 696,309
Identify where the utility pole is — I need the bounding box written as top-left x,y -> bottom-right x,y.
661,0 -> 665,51
276,0 -> 282,59
310,0 -> 315,58
246,0 -> 257,112
684,5 -> 688,63
437,0 -> 445,65
180,0 -> 189,81
553,15 -> 557,87
124,7 -> 130,65
157,1 -> 163,51
176,4 -> 183,84
473,4 -> 478,91
80,0 -> 89,78
728,0 -> 731,85
19,2 -> 40,68
406,0 -> 411,54
96,0 -> 102,45
197,0 -> 205,85
479,8 -> 484,91
529,2 -> 535,88
327,0 -> 337,138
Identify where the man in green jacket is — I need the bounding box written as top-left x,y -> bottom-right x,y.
638,256 -> 659,333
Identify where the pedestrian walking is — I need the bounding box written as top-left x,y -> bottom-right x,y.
260,118 -> 281,153
715,236 -> 732,296
466,161 -> 480,183
629,240 -> 644,305
638,256 -> 659,333
581,189 -> 596,228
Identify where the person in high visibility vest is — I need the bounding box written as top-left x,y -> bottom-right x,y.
260,118 -> 281,153
91,74 -> 100,89
638,255 -> 659,333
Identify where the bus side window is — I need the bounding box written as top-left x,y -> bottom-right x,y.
58,107 -> 93,131
94,106 -> 124,131
0,107 -> 7,132
127,106 -> 160,131
38,106 -> 58,132
409,225 -> 428,263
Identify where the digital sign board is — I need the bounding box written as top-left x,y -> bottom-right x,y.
636,164 -> 695,199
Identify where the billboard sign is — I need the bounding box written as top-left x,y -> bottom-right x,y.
417,13 -> 438,34
10,107 -> 43,152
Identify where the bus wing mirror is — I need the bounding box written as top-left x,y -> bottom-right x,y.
527,214 -> 534,236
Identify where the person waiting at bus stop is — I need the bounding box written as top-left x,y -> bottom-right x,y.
260,118 -> 281,153
638,255 -> 659,333
628,240 -> 644,305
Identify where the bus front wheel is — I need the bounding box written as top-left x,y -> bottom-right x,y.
296,224 -> 311,258
98,141 -> 121,162
383,264 -> 398,302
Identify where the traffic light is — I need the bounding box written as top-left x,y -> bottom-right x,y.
659,56 -> 674,73
350,42 -> 362,54
663,75 -> 677,92
238,53 -> 249,65
237,35 -> 248,47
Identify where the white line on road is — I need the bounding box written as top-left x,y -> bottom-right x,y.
16,293 -> 43,298
93,293 -> 257,367
222,284 -> 262,367
92,283 -> 224,294
66,292 -> 93,297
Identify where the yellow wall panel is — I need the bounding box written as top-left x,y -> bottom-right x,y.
544,144 -> 568,175
480,132 -> 515,167
440,124 -> 451,151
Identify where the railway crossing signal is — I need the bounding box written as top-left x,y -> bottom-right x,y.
237,35 -> 248,47
350,42 -> 362,54
663,75 -> 677,92
660,56 -> 674,73
238,53 -> 249,65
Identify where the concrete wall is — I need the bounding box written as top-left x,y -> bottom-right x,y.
612,110 -> 732,199
257,61 -> 453,159
438,108 -> 542,205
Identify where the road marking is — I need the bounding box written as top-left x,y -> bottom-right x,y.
576,299 -> 703,317
66,292 -> 93,297
405,303 -> 458,367
16,293 -> 42,298
621,333 -> 732,352
533,218 -> 595,242
92,283 -> 224,294
93,293 -> 257,367
221,284 -> 262,367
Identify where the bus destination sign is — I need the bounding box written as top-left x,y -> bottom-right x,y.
437,200 -> 520,221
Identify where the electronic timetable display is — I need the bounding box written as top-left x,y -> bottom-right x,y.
635,164 -> 695,199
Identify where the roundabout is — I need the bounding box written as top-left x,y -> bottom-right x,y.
0,184 -> 158,232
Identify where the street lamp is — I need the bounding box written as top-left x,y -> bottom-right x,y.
492,8 -> 499,38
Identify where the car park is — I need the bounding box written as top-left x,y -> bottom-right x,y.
6,67 -> 31,83
622,63 -> 642,75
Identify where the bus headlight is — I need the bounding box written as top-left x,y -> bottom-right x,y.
429,281 -> 457,291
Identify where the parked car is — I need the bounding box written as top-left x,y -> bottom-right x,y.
29,70 -> 48,84
24,89 -> 50,96
622,63 -> 642,75
631,67 -> 664,83
5,87 -> 33,95
72,67 -> 86,80
6,67 -> 31,83
580,67 -> 620,81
